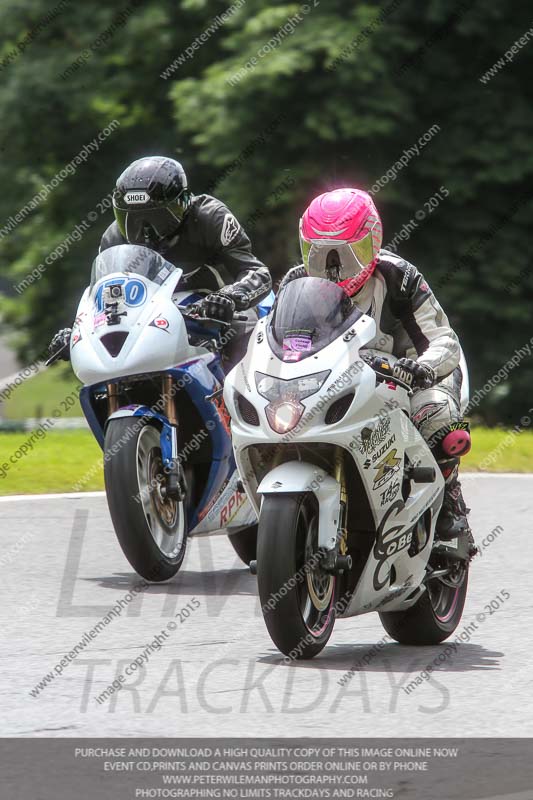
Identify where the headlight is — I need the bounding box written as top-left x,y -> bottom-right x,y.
255,371 -> 330,403
265,401 -> 303,435
255,370 -> 330,434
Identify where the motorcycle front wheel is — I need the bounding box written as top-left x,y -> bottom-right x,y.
104,418 -> 187,582
257,494 -> 336,659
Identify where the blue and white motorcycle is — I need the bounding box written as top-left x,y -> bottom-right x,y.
64,244 -> 272,581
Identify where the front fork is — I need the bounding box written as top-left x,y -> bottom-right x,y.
321,447 -> 352,574
161,375 -> 185,500
106,377 -> 185,501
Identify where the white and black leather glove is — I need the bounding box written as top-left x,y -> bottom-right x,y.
393,357 -> 436,389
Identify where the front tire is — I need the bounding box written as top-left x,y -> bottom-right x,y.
257,494 -> 336,659
379,561 -> 468,645
104,418 -> 187,582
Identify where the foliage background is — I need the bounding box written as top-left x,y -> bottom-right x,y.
0,0 -> 532,425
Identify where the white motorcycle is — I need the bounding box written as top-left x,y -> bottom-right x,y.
224,276 -> 472,658
49,244 -> 273,581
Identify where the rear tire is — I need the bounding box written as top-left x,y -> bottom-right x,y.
227,525 -> 257,565
257,494 -> 336,659
379,562 -> 468,645
104,418 -> 187,582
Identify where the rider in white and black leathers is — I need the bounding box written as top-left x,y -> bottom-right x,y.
48,156 -> 272,360
297,188 -> 474,545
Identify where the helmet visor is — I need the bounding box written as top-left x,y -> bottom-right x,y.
300,228 -> 375,281
115,204 -> 187,245
113,190 -> 191,244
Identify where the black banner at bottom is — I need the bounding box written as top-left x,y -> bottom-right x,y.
1,738 -> 531,799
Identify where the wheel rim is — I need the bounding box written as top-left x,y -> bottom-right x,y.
428,564 -> 465,623
297,501 -> 335,637
136,425 -> 185,560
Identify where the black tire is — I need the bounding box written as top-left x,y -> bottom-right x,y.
379,564 -> 469,645
104,418 -> 187,582
257,494 -> 336,659
227,525 -> 257,565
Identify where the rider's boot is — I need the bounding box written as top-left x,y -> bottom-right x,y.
434,430 -> 477,555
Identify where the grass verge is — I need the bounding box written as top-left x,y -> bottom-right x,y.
0,426 -> 531,497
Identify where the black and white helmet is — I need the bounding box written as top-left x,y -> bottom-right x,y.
112,156 -> 192,247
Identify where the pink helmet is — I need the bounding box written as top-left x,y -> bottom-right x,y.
299,188 -> 382,295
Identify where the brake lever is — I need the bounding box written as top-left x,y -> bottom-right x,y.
45,346 -> 68,367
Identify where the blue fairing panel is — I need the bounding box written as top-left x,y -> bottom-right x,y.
80,360 -> 234,530
80,384 -> 106,448
257,290 -> 275,318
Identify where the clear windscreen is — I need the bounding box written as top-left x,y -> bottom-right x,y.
90,244 -> 176,288
267,277 -> 362,361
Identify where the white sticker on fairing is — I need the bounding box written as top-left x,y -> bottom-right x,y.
220,213 -> 240,246
124,190 -> 150,205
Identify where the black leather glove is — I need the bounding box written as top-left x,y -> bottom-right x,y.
48,328 -> 72,361
393,357 -> 436,389
278,265 -> 307,293
204,293 -> 235,323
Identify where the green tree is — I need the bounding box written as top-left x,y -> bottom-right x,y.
1,0 -> 532,425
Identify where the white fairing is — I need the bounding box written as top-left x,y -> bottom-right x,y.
71,270 -> 208,385
459,348 -> 470,415
224,311 -> 445,617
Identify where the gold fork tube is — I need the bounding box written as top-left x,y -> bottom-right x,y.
107,382 -> 120,415
163,375 -> 177,425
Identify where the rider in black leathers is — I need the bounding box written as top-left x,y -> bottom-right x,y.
48,156 -> 272,358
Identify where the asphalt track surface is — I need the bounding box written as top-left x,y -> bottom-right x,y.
1,474 -> 531,738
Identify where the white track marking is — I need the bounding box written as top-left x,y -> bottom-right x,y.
0,474 -> 531,503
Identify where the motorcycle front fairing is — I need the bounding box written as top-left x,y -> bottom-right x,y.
71,246 -> 203,385
225,277 -> 444,615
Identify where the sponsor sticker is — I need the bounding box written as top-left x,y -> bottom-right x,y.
220,487 -> 246,527
379,479 -> 400,506
150,317 -> 170,332
93,311 -> 106,328
373,500 -> 412,590
370,435 -> 396,464
283,335 -> 312,353
372,448 -> 401,490
357,416 -> 392,456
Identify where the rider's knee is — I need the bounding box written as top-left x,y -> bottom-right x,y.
441,427 -> 471,457
426,422 -> 471,461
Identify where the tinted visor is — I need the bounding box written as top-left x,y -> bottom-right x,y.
114,205 -> 185,244
300,228 -> 375,279
113,189 -> 190,244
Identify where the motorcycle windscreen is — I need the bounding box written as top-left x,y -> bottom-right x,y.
267,276 -> 362,362
90,244 -> 176,288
